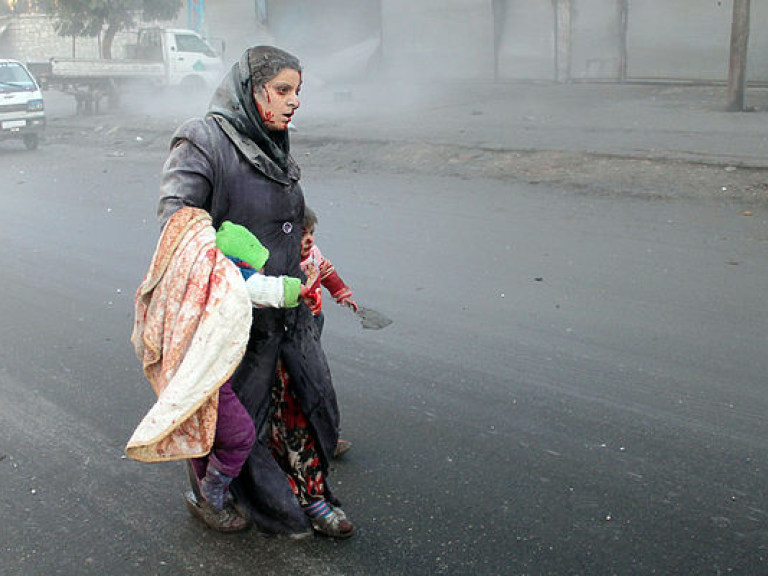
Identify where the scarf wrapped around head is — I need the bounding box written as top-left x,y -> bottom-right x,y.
207,46 -> 302,172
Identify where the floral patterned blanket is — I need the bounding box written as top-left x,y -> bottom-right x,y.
126,207 -> 251,463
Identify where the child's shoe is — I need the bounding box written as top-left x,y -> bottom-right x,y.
333,439 -> 352,458
184,490 -> 250,533
185,464 -> 250,533
304,500 -> 354,539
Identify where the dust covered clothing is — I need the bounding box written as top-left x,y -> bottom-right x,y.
157,50 -> 340,536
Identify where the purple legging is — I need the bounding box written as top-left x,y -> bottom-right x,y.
191,379 -> 255,479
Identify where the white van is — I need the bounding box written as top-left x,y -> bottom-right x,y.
0,59 -> 45,150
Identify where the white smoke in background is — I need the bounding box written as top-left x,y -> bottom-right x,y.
117,1 -> 384,121
263,0 -> 382,86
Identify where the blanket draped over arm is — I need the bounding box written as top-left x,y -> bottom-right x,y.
126,207 -> 252,463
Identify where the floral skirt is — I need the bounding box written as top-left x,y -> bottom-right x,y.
267,358 -> 325,506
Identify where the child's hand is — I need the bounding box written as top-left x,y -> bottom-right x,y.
301,285 -> 321,313
338,296 -> 358,312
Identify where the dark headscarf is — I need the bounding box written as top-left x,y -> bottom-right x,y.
207,46 -> 302,172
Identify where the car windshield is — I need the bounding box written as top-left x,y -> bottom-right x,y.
174,34 -> 216,58
0,62 -> 36,91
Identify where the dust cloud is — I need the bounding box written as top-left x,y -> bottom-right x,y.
116,81 -> 213,121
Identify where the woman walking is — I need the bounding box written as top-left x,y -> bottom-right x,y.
157,45 -> 352,539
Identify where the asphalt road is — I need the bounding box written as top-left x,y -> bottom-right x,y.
1,105 -> 767,575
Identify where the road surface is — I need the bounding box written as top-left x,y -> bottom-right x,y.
1,101 -> 767,575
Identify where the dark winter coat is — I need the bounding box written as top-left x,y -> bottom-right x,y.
156,49 -> 340,535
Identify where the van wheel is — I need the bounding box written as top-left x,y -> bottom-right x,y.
23,134 -> 39,150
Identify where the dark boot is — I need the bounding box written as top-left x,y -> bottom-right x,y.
184,463 -> 249,533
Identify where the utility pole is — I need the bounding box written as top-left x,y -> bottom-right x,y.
554,0 -> 571,83
726,0 -> 751,111
617,0 -> 628,82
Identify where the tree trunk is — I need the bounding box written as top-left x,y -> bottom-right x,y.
102,24 -> 119,60
726,0 -> 751,111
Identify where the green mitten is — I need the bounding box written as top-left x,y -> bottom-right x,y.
282,277 -> 301,308
216,221 -> 270,271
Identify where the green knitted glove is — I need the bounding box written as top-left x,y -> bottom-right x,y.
282,277 -> 301,308
216,221 -> 270,271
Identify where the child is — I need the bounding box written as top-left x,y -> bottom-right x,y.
187,220 -> 309,532
300,206 -> 357,334
300,206 -> 356,458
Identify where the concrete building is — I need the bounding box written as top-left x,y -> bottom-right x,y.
0,13 -> 150,62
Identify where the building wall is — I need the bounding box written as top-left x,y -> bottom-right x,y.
624,0 -> 768,83
626,1 -> 731,81
748,0 -> 768,83
380,0 -> 494,80
493,0 -> 554,81
0,14 -> 151,63
0,14 -> 99,61
570,0 -> 623,81
378,0 -> 768,83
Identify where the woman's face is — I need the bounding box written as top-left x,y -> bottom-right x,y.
253,68 -> 301,131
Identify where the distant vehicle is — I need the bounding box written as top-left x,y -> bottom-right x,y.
27,27 -> 224,114
0,59 -> 45,150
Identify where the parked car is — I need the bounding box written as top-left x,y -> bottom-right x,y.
0,59 -> 45,150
